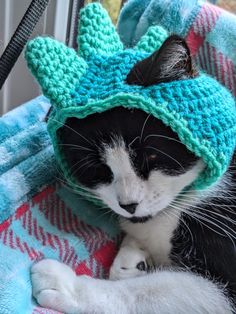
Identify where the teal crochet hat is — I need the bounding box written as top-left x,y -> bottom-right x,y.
25,3 -> 236,196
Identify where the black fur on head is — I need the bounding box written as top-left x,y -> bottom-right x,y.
126,35 -> 198,86
58,107 -> 199,188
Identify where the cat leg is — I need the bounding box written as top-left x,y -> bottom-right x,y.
109,235 -> 150,280
31,259 -> 233,314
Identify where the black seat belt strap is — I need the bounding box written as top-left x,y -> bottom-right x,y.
0,0 -> 50,90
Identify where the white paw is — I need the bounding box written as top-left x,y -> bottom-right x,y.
109,246 -> 149,280
31,259 -> 78,312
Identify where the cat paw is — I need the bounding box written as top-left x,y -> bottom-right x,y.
109,246 -> 148,280
31,259 -> 79,312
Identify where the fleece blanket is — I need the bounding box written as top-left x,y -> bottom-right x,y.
118,0 -> 236,97
0,96 -> 120,314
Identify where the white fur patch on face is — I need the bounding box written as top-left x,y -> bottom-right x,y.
94,141 -> 205,219
95,141 -> 144,217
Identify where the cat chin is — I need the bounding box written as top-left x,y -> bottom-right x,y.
127,215 -> 152,224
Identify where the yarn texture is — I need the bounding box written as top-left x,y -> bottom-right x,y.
25,3 -> 236,201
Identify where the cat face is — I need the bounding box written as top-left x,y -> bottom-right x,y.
58,36 -> 205,222
59,107 -> 204,222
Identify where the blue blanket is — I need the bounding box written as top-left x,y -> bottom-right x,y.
0,96 -> 55,223
0,96 -> 120,314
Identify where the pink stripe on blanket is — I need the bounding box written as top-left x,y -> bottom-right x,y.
187,3 -> 222,55
226,58 -> 236,95
193,3 -> 221,37
186,3 -> 236,96
2,182 -> 119,314
186,29 -> 204,56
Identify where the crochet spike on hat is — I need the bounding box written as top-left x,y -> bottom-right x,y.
25,3 -> 236,200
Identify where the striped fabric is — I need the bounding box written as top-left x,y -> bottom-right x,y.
0,96 -> 120,313
186,2 -> 236,96
0,182 -> 120,313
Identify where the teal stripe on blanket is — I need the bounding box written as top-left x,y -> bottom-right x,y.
0,244 -> 34,314
0,96 -> 56,223
0,146 -> 56,223
0,96 -> 50,144
118,0 -> 202,46
0,123 -> 51,175
0,182 -> 120,314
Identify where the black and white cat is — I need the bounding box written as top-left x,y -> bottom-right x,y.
31,36 -> 236,313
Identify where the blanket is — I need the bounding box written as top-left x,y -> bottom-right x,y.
0,96 -> 55,222
0,96 -> 120,314
118,0 -> 236,97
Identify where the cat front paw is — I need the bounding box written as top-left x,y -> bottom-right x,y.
109,246 -> 149,280
31,259 -> 79,312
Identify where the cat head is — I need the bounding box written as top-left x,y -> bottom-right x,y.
58,34 -> 204,221
25,3 -> 236,217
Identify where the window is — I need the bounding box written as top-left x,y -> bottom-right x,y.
0,0 -> 125,115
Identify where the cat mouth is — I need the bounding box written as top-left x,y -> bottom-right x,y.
127,215 -> 152,224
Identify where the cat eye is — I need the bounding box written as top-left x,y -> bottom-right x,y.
148,154 -> 157,162
72,161 -> 113,188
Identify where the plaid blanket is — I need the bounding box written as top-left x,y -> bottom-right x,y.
0,97 -> 120,314
118,0 -> 236,97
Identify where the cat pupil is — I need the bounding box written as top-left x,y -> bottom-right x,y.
148,154 -> 157,161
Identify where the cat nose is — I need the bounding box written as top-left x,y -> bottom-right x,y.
119,203 -> 138,214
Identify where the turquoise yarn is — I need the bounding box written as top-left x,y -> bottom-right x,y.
25,3 -> 236,200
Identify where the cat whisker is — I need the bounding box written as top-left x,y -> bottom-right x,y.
140,114 -> 151,143
49,117 -> 98,149
177,193 -> 236,209
145,146 -> 185,171
170,202 -> 236,248
68,154 -> 96,174
54,174 -> 102,202
179,189 -> 236,199
141,153 -> 146,171
145,152 -> 150,172
144,134 -> 183,145
189,197 -> 236,209
70,155 -> 98,173
185,186 -> 236,193
128,136 -> 140,148
58,143 -> 94,152
96,208 -> 114,220
165,209 -> 195,247
72,161 -> 100,178
173,199 -> 236,228
54,166 -> 92,194
190,210 -> 236,249
169,203 -> 233,241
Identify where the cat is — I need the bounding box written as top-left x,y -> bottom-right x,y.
31,36 -> 236,313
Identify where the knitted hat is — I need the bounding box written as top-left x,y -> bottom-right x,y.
25,3 -> 236,198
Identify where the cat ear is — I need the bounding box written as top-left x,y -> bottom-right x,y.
78,3 -> 123,59
25,37 -> 87,107
127,35 -> 198,86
